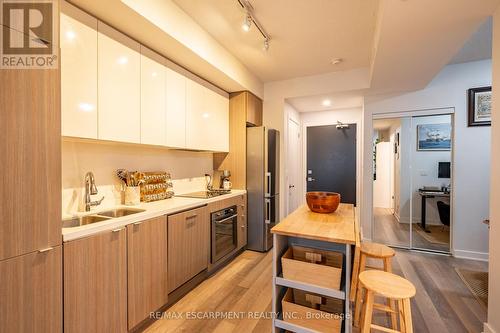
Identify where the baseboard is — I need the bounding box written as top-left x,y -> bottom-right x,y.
453,249 -> 489,261
484,322 -> 497,333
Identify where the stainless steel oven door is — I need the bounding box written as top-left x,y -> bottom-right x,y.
211,213 -> 238,264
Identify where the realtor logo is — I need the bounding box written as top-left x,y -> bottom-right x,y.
1,0 -> 58,69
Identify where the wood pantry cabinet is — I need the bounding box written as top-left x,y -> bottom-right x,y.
168,206 -> 210,293
64,229 -> 128,333
237,194 -> 248,250
0,247 -> 62,333
0,65 -> 61,262
127,216 -> 168,330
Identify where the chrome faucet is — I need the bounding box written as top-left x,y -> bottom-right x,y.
84,171 -> 105,211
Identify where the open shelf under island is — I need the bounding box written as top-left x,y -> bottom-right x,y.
271,203 -> 357,333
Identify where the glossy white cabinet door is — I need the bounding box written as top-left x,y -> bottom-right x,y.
60,9 -> 98,139
186,79 -> 213,151
208,90 -> 229,152
98,23 -> 141,143
166,68 -> 186,148
140,49 -> 166,146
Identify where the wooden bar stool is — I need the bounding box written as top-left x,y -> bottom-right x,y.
353,242 -> 396,327
358,270 -> 416,333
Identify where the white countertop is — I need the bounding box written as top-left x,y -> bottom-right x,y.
62,189 -> 246,242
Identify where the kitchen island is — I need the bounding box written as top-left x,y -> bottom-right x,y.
271,203 -> 356,333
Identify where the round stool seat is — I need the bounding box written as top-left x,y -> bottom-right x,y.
359,270 -> 416,300
361,242 -> 395,259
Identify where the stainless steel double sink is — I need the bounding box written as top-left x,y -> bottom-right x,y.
62,208 -> 146,228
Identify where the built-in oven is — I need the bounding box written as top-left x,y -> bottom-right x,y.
211,205 -> 238,264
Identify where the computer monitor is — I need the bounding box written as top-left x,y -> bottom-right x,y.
438,162 -> 451,178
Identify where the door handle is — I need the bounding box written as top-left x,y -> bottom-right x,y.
266,172 -> 271,196
307,177 -> 315,182
265,199 -> 271,224
38,247 -> 53,253
288,185 -> 295,189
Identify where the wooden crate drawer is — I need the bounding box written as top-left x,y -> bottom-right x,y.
282,288 -> 343,333
281,246 -> 343,290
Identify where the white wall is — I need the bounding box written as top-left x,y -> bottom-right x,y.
486,6 -> 500,333
62,140 -> 213,214
264,68 -> 370,220
300,107 -> 363,206
364,60 -> 492,260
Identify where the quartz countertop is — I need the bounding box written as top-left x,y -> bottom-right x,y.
62,189 -> 246,242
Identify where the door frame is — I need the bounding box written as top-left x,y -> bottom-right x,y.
302,117 -> 362,208
286,117 -> 301,215
371,107 -> 455,254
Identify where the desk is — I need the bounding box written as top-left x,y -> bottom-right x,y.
418,190 -> 450,232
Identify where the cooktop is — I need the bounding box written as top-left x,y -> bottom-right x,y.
176,190 -> 231,199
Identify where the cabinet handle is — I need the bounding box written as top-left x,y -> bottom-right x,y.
38,247 -> 53,253
133,221 -> 143,226
186,214 -> 198,220
241,225 -> 245,228
112,227 -> 125,233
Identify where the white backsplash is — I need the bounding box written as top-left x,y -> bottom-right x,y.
62,176 -> 208,216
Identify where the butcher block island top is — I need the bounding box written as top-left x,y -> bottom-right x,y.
271,203 -> 356,244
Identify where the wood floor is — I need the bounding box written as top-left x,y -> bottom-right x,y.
144,248 -> 487,333
373,208 -> 450,252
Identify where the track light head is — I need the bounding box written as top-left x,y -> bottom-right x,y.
242,14 -> 252,32
263,38 -> 270,51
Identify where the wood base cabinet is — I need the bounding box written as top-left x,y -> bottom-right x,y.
64,229 -> 127,333
127,216 -> 168,330
168,206 -> 209,293
0,247 -> 62,333
237,194 -> 248,250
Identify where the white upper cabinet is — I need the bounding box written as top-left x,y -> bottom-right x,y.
166,67 -> 186,149
140,48 -> 166,146
186,78 -> 229,152
97,22 -> 141,143
207,89 -> 229,152
186,79 -> 211,151
60,6 -> 98,139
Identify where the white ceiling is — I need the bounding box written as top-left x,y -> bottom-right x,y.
173,0 -> 379,83
287,92 -> 364,113
449,17 -> 492,65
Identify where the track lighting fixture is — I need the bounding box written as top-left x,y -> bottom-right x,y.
237,0 -> 271,51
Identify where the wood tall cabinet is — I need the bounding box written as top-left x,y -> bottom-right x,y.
0,70 -> 61,261
214,91 -> 263,189
168,206 -> 209,293
0,247 -> 62,333
127,216 -> 168,330
64,229 -> 128,333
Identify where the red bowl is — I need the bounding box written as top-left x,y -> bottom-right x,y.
306,192 -> 341,214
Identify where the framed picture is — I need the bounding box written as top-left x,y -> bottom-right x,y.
417,123 -> 451,151
468,86 -> 492,127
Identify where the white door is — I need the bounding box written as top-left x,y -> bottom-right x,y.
287,118 -> 301,214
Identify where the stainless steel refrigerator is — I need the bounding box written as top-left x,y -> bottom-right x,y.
247,127 -> 280,252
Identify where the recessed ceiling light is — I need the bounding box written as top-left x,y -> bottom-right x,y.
117,56 -> 128,65
330,58 -> 343,65
322,99 -> 331,107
